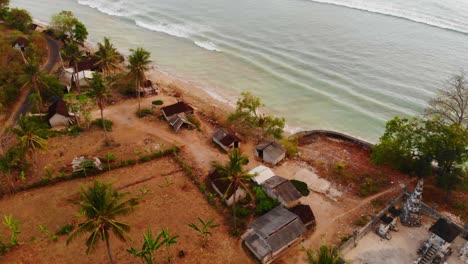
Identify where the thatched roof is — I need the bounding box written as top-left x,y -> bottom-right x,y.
289,204 -> 315,226
47,99 -> 70,120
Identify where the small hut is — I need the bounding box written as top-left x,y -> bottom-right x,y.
47,99 -> 75,128
261,176 -> 301,208
255,141 -> 286,165
138,80 -> 159,97
11,37 -> 30,51
161,101 -> 195,132
212,128 -> 240,152
208,169 -> 246,206
289,204 -> 316,227
242,206 -> 306,263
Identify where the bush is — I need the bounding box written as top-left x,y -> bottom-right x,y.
92,118 -> 113,131
55,224 -> 74,235
67,125 -> 83,137
233,207 -> 250,218
280,137 -> 298,157
152,100 -> 163,106
359,178 -> 379,197
5,8 -> 32,32
253,186 -> 279,215
187,115 -> 201,131
352,215 -> 369,227
136,108 -> 153,118
290,180 -> 310,196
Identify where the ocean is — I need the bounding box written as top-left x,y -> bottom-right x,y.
10,0 -> 468,142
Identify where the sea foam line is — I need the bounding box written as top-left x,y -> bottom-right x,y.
307,0 -> 468,34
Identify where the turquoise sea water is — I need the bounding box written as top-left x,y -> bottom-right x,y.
10,0 -> 468,142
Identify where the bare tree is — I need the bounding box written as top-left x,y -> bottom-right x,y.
425,73 -> 468,129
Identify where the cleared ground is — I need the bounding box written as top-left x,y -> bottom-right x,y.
0,158 -> 253,264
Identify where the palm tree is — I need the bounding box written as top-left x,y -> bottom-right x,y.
67,180 -> 140,264
62,43 -> 83,93
94,37 -> 120,77
87,72 -> 109,142
12,115 -> 48,171
211,149 -> 253,230
306,245 -> 343,264
20,59 -> 49,110
127,47 -> 151,115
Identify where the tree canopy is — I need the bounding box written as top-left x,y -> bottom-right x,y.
5,8 -> 32,32
425,73 -> 468,130
228,91 -> 285,139
372,116 -> 468,194
50,10 -> 88,43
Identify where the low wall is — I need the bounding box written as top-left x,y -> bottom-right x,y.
420,202 -> 468,237
339,193 -> 405,254
293,130 -> 374,150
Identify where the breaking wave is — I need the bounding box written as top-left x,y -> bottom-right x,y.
307,0 -> 468,34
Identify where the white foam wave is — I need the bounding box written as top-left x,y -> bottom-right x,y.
194,41 -> 221,52
308,0 -> 468,34
78,0 -> 137,17
135,20 -> 195,38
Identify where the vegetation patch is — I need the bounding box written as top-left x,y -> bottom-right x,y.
91,118 -> 113,131
136,108 -> 153,118
152,100 -> 163,106
253,186 -> 279,215
290,179 -> 310,196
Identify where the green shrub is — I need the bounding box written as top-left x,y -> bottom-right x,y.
359,178 -> 379,197
152,100 -> 163,106
187,115 -> 201,131
67,125 -> 83,137
290,180 -> 310,196
233,207 -> 250,218
92,118 -> 113,131
55,224 -> 74,235
136,108 -> 153,118
340,234 -> 353,244
352,215 -> 369,227
253,186 -> 279,215
279,137 -> 299,158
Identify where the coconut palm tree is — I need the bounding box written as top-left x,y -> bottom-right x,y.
67,180 -> 140,264
94,37 -> 120,77
12,115 -> 48,170
306,245 -> 343,264
62,43 -> 83,93
127,47 -> 151,115
211,149 -> 253,230
87,72 -> 109,141
20,59 -> 49,110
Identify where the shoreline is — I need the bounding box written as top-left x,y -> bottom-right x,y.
33,19 -> 375,143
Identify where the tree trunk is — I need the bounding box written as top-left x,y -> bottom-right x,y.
99,101 -> 108,141
232,182 -> 238,231
136,78 -> 141,115
105,231 -> 114,264
74,61 -> 81,93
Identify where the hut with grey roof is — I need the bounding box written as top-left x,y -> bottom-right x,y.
212,128 -> 240,152
261,175 -> 301,208
255,141 -> 286,165
242,206 -> 306,263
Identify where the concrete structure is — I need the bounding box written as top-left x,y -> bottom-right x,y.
242,206 -> 306,263
47,99 -> 75,128
262,176 -> 301,208
255,141 -> 286,165
212,128 -> 240,152
401,178 -> 424,227
249,165 -> 275,185
208,169 -> 246,206
416,218 -> 461,264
